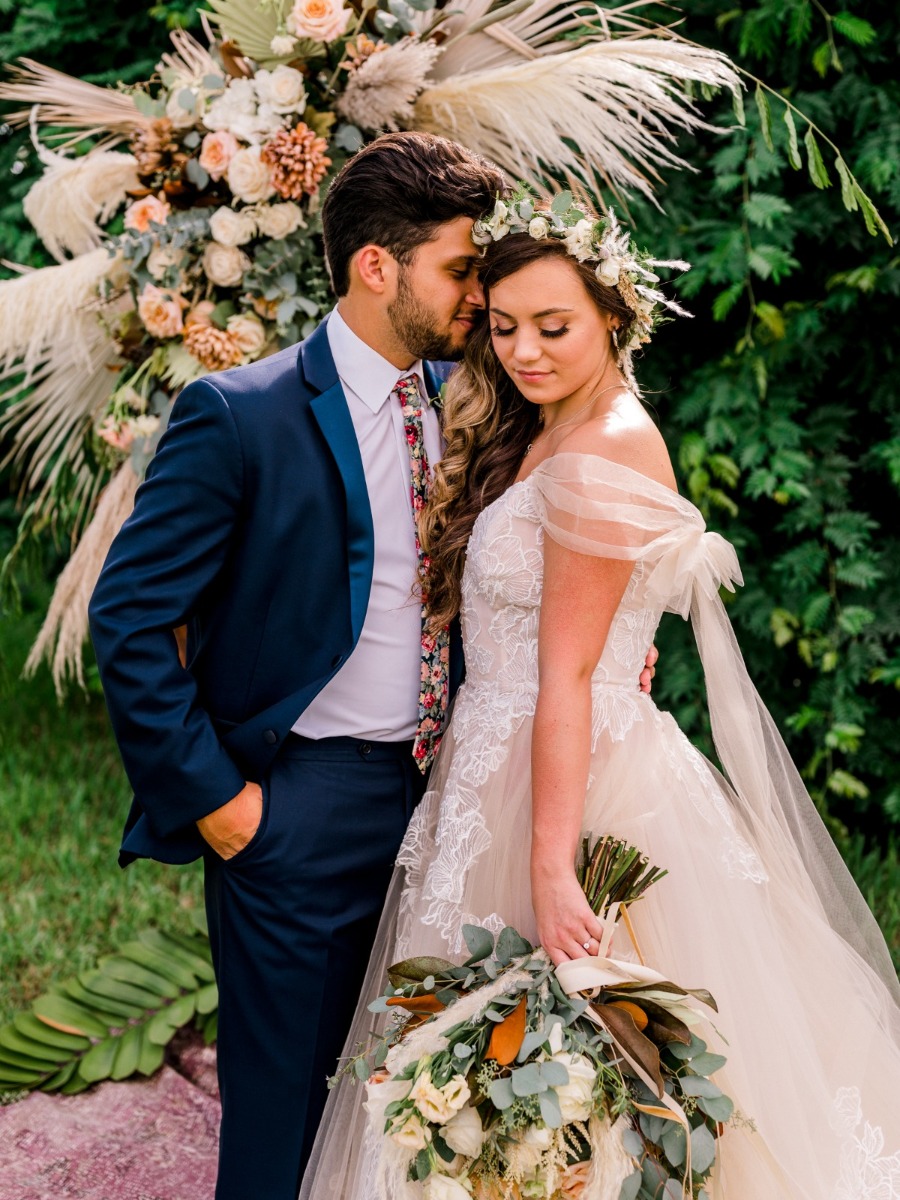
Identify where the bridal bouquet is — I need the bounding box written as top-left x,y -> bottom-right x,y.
346,839 -> 734,1200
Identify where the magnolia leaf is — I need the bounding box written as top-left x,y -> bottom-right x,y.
487,997 -> 528,1065
387,956 -> 455,990
754,84 -> 773,151
783,108 -> 802,170
594,1003 -> 664,1096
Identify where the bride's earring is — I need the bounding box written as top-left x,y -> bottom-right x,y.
611,325 -> 619,352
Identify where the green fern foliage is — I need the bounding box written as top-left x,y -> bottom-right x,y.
0,930 -> 217,1096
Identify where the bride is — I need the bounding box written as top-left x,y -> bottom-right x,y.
300,191 -> 900,1199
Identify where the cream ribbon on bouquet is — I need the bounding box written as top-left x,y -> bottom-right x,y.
555,903 -> 719,1195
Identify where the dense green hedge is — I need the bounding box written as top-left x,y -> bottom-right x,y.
1,0 -> 898,849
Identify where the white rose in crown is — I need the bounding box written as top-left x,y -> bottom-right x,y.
254,65 -> 308,114
507,1123 -> 554,1174
254,201 -> 304,240
549,1051 -> 596,1123
227,146 -> 275,204
410,1071 -> 456,1124
528,216 -> 550,240
424,1175 -> 473,1199
202,242 -> 251,288
227,313 -> 267,357
287,0 -> 353,42
208,206 -> 257,247
440,1104 -> 484,1158
594,249 -> 622,288
562,219 -> 597,263
389,1111 -> 431,1151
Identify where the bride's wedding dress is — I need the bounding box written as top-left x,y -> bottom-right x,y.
301,452 -> 900,1200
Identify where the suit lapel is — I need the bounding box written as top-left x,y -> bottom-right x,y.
302,318 -> 375,645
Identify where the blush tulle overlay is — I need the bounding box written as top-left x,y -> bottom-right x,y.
299,452 -> 900,1200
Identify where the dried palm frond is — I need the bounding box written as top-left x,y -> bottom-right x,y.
339,38 -> 442,133
158,29 -> 221,85
205,0 -> 320,66
24,148 -> 139,261
24,460 -> 139,696
0,59 -> 147,144
414,37 -> 739,203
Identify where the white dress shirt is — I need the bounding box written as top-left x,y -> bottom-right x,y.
292,308 -> 443,741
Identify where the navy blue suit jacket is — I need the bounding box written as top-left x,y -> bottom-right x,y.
88,317 -> 461,866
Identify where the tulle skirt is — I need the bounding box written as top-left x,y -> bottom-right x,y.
300,688 -> 900,1200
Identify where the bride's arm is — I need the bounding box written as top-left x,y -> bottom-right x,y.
531,535 -> 634,965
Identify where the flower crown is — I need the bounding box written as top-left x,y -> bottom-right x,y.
472,184 -> 692,352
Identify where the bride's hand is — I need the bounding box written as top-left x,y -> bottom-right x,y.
532,866 -> 608,967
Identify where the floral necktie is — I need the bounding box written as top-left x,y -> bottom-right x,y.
394,374 -> 450,773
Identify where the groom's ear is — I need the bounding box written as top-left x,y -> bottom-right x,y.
351,244 -> 399,297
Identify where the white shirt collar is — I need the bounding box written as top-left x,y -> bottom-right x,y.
327,306 -> 424,414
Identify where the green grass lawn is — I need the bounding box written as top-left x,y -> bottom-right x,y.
0,596 -> 204,1027
1,594 -> 897,1032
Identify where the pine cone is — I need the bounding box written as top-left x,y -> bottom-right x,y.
184,324 -> 245,372
261,124 -> 331,201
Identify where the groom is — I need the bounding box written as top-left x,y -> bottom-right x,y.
90,131 -> 655,1200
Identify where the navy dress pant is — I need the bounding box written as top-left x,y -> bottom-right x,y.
203,734 -> 427,1200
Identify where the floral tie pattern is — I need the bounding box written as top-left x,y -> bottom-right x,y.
394,374 -> 450,773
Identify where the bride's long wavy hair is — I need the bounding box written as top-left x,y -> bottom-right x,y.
422,233 -> 637,631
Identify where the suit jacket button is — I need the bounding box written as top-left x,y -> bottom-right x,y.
263,729 -> 278,745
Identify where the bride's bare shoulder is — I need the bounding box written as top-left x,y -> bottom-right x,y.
557,392 -> 678,492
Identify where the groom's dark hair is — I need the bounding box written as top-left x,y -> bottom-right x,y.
321,131 -> 506,296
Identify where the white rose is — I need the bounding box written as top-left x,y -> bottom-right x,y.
227,313 -> 267,357
440,1075 -> 471,1115
270,33 -> 298,56
410,1071 -> 455,1124
550,1052 -> 596,1123
424,1176 -> 472,1200
486,200 -> 510,240
209,205 -> 257,247
287,0 -> 353,43
563,219 -> 596,263
254,201 -> 304,240
203,78 -> 256,133
440,1105 -> 484,1159
595,255 -> 621,288
147,242 -> 186,281
202,241 -> 251,288
528,217 -> 550,240
254,65 -> 308,114
507,1124 -> 553,1175
227,145 -> 275,203
389,1111 -> 431,1151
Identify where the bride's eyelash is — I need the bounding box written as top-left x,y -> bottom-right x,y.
541,326 -> 568,339
490,326 -> 570,339
491,326 -> 514,337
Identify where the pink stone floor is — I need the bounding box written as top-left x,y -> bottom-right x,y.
0,1032 -> 220,1200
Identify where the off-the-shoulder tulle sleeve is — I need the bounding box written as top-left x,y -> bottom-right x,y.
534,452 -> 899,1000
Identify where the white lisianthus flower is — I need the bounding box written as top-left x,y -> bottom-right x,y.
424,1175 -> 472,1199
203,78 -> 256,134
254,65 -> 308,114
562,219 -> 597,263
209,205 -> 257,247
287,0 -> 353,42
440,1075 -> 471,1115
549,1052 -> 596,1123
227,146 -> 275,204
270,33 -> 298,56
389,1111 -> 431,1151
440,1104 -> 484,1158
486,200 -> 511,240
528,216 -> 550,240
254,201 -> 304,240
227,313 -> 268,357
507,1124 -> 554,1174
410,1071 -> 455,1124
146,242 -> 186,281
202,242 -> 251,288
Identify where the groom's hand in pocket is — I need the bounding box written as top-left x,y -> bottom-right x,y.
197,782 -> 263,860
639,644 -> 658,694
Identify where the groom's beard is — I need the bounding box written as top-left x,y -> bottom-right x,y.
387,271 -> 472,362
